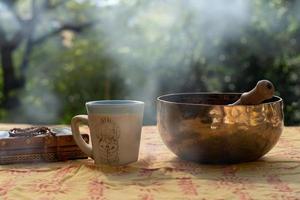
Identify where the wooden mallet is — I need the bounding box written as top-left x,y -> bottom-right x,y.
230,80 -> 275,105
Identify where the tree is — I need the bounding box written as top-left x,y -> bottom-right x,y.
220,0 -> 300,125
0,0 -> 93,108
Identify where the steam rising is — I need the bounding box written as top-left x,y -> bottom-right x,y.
0,0 -> 297,124
8,69 -> 61,124
96,0 -> 250,123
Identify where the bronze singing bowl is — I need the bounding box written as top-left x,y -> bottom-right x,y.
157,93 -> 284,164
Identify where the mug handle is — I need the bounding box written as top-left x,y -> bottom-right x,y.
71,115 -> 93,158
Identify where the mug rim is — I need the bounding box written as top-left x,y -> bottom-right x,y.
86,100 -> 144,107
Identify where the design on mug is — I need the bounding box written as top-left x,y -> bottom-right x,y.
96,117 -> 120,164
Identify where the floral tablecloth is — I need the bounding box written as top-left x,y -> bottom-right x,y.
0,125 -> 300,200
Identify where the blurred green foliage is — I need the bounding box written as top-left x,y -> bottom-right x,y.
0,0 -> 299,125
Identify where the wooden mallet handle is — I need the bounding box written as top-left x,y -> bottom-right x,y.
231,80 -> 275,105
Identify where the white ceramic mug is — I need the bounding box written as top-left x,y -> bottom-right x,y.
71,100 -> 144,166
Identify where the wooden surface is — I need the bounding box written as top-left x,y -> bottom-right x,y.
0,125 -> 300,200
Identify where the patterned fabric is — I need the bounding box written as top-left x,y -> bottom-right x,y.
0,126 -> 300,200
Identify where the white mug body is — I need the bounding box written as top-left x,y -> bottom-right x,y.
86,100 -> 144,165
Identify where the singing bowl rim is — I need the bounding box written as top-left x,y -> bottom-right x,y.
157,92 -> 283,106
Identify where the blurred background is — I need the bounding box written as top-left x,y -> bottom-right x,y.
0,0 -> 299,125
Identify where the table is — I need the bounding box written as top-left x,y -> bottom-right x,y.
0,125 -> 300,200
